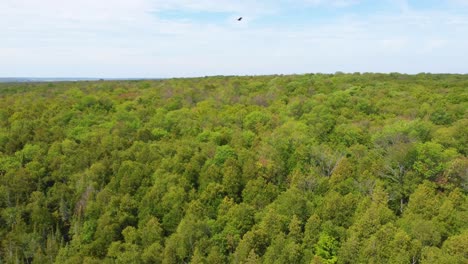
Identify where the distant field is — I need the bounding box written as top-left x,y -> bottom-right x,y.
0,78 -> 101,83
0,78 -> 163,83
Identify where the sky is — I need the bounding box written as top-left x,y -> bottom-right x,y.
1,0 -> 468,78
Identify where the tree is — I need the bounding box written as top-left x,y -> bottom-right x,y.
379,142 -> 418,214
339,184 -> 395,263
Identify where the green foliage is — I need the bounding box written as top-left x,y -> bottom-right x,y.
213,145 -> 237,165
315,233 -> 339,264
0,73 -> 466,263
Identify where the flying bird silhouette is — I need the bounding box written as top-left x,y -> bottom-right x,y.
237,17 -> 243,21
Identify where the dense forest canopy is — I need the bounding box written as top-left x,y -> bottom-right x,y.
0,73 -> 466,263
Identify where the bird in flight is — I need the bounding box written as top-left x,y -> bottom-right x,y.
237,17 -> 243,21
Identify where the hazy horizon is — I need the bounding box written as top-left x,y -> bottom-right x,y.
1,71 -> 468,82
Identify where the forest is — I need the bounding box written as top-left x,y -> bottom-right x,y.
0,73 -> 466,264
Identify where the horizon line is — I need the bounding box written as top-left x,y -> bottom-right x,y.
1,72 -> 468,83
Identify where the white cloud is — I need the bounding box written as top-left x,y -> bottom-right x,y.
379,38 -> 408,52
392,0 -> 410,12
449,0 -> 468,6
152,0 -> 272,13
300,0 -> 361,7
0,0 -> 467,77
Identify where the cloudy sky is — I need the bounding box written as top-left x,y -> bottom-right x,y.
1,0 -> 468,78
